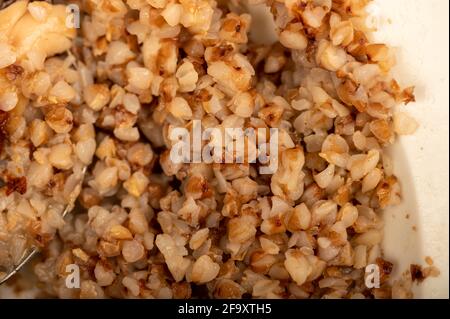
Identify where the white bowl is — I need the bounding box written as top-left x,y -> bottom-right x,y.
373,0 -> 449,299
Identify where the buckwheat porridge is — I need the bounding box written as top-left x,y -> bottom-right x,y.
0,0 -> 439,299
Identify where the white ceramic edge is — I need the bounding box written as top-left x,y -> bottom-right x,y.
373,0 -> 449,299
